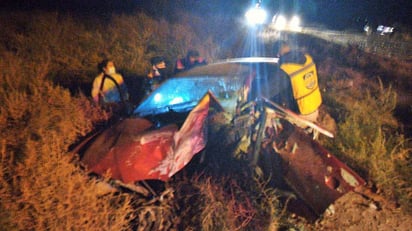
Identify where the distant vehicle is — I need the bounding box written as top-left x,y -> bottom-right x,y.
271,13 -> 302,32
376,25 -> 394,35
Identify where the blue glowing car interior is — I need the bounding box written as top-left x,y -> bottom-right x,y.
133,57 -> 279,117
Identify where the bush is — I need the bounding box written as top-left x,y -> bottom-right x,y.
322,76 -> 412,212
0,10 -> 220,100
173,174 -> 282,231
0,9 -> 224,230
306,35 -> 412,212
0,53 -> 134,230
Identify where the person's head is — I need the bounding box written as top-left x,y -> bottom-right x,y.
273,40 -> 291,57
186,50 -> 200,64
150,56 -> 166,70
98,59 -> 116,75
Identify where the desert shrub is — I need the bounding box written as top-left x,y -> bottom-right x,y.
323,80 -> 412,211
312,33 -> 412,213
0,10 -> 220,100
249,176 -> 284,231
0,9 -> 227,230
0,53 -> 134,230
130,187 -> 179,231
174,174 -> 256,231
173,173 -> 283,231
0,9 -> 229,230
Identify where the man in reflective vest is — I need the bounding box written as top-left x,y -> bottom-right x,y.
273,41 -> 322,123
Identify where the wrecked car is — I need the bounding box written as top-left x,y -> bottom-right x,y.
75,57 -> 365,215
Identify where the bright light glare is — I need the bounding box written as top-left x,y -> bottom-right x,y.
245,6 -> 268,25
154,93 -> 162,102
289,16 -> 300,29
271,14 -> 302,32
273,15 -> 287,30
170,97 -> 184,105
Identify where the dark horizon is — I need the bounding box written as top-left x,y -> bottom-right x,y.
1,0 -> 411,30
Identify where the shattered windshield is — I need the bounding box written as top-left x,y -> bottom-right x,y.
133,60 -> 279,117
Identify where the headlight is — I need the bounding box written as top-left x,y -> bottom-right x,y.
245,5 -> 268,26
289,16 -> 300,29
273,15 -> 287,30
272,14 -> 302,31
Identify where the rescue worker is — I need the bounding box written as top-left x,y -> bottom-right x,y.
250,41 -> 321,123
275,41 -> 322,122
91,59 -> 130,114
144,56 -> 168,96
174,50 -> 207,74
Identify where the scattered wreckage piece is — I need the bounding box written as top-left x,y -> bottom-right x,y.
266,121 -> 365,215
240,98 -> 366,215
261,97 -> 334,139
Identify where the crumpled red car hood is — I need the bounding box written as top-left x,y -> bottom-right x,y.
80,93 -> 212,183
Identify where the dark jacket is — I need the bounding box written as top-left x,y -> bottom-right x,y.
174,57 -> 207,74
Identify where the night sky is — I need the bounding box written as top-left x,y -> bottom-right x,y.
1,0 -> 411,30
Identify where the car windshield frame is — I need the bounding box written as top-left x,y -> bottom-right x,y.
133,57 -> 279,117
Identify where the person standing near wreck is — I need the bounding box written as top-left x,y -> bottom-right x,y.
272,40 -> 322,123
174,50 -> 207,74
91,59 -> 130,114
143,56 -> 168,97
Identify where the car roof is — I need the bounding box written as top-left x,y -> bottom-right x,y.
174,57 -> 279,77
134,57 -> 279,117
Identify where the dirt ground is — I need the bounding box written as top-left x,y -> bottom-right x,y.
312,191 -> 412,231
283,190 -> 412,231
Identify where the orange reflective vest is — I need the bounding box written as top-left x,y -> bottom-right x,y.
280,54 -> 322,115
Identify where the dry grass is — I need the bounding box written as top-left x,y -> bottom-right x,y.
0,9 -> 229,230
173,173 -> 283,231
0,10 -> 220,101
1,8 -> 411,231
314,41 -> 412,213
0,54 -> 134,230
130,188 -> 179,231
326,82 -> 412,212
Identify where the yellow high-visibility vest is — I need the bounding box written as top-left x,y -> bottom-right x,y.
280,54 -> 322,115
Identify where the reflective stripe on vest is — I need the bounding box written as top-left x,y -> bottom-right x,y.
280,54 -> 322,115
